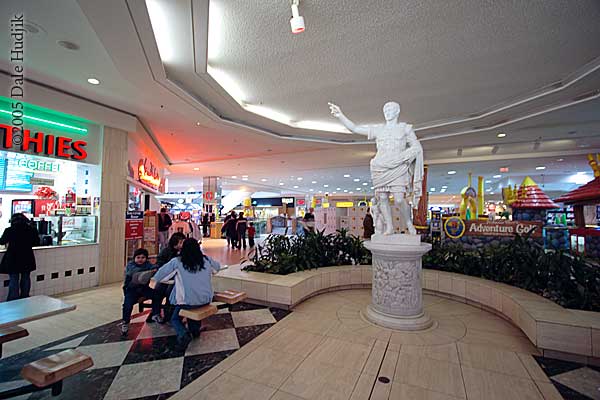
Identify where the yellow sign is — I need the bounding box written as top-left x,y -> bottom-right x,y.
335,202 -> 354,208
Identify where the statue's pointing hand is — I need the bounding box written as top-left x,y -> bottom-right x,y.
328,102 -> 342,118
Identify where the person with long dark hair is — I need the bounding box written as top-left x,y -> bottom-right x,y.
0,213 -> 40,301
152,232 -> 186,322
152,238 -> 221,350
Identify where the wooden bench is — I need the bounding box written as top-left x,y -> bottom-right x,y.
179,304 -> 218,321
0,349 -> 94,398
214,290 -> 247,304
0,326 -> 28,357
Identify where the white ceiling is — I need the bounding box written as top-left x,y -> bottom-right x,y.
0,0 -> 599,199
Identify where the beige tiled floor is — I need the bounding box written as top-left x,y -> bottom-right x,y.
3,282 -> 564,400
173,289 -> 562,400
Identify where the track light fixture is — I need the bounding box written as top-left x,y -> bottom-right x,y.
290,0 -> 305,34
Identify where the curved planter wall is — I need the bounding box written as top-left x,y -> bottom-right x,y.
213,264 -> 600,364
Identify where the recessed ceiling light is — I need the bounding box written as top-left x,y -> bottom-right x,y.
440,189 -> 446,193
323,184 -> 329,187
349,191 -> 354,194
362,182 -> 368,186
430,188 -> 436,192
336,188 -> 341,191
297,177 -> 303,181
293,185 -> 299,189
557,158 -> 564,162
343,189 -> 348,193
493,174 -> 502,178
261,178 -> 268,182
485,180 -> 491,183
447,170 -> 456,175
193,167 -> 200,171
356,188 -> 361,191
343,174 -> 351,178
370,186 -> 374,190
497,132 -> 506,138
242,175 -> 248,178
311,181 -> 317,184
490,192 -> 495,195
309,189 -> 314,192
441,186 -> 447,189
231,175 -> 237,178
279,182 -> 284,185
353,178 -> 360,182
242,177 -> 248,181
196,122 -> 201,126
87,78 -> 100,85
535,166 -> 546,170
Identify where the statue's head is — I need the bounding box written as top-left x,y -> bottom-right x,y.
383,102 -> 400,121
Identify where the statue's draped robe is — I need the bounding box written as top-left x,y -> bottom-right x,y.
368,123 -> 424,197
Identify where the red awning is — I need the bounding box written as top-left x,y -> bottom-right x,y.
554,177 -> 600,205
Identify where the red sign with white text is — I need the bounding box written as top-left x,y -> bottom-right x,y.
0,124 -> 88,160
125,219 -> 144,240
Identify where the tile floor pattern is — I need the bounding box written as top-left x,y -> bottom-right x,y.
169,289 -> 600,400
0,302 -> 290,400
3,285 -> 600,399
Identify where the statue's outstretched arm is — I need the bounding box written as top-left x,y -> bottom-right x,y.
328,102 -> 369,136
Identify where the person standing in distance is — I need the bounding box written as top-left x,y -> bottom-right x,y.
158,208 -> 173,251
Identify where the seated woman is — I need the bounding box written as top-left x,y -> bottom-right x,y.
152,238 -> 221,350
153,232 -> 186,321
120,248 -> 161,335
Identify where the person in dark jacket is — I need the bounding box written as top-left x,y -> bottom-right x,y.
201,213 -> 210,238
158,208 -> 173,251
222,211 -> 238,249
363,208 -> 375,239
0,213 -> 40,301
154,232 -> 186,322
236,212 -> 248,249
119,248 -> 161,335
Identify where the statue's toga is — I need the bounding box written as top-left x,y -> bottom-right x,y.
329,101 -> 424,235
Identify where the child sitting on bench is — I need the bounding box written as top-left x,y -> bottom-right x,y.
120,248 -> 162,335
152,238 -> 221,350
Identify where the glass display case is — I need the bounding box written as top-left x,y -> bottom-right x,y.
37,215 -> 97,246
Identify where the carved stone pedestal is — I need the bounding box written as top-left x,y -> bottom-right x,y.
363,235 -> 433,331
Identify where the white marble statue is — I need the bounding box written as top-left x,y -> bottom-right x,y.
329,101 -> 424,235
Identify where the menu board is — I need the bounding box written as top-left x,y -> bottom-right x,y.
0,153 -> 33,192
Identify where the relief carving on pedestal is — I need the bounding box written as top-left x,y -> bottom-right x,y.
371,256 -> 421,315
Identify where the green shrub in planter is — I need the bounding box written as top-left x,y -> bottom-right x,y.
423,234 -> 600,311
243,229 -> 372,275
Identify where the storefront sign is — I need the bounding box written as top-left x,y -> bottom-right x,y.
204,191 -> 214,201
444,217 -> 466,239
137,158 -> 161,190
0,124 -> 88,160
465,220 -> 542,238
297,199 -> 306,206
14,157 -> 60,172
282,197 -> 294,205
336,202 -> 354,208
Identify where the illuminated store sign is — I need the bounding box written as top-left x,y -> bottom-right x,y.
14,158 -> 60,172
0,124 -> 88,160
282,197 -> 294,204
138,158 -> 161,190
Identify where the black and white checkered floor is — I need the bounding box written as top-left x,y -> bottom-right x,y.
0,302 -> 290,400
535,356 -> 600,400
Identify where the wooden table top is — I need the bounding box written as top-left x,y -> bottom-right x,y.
0,295 -> 76,329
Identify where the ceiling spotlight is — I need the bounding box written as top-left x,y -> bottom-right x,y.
430,188 -> 436,192
309,189 -> 314,192
311,181 -> 317,184
279,182 -> 284,185
493,174 -> 502,178
343,189 -> 348,193
343,174 -> 351,178
535,166 -> 546,170
261,178 -> 268,182
290,0 -> 305,34
293,185 -> 299,189
497,132 -> 506,138
336,188 -> 341,191
231,175 -> 237,178
447,170 -> 456,175
323,184 -> 329,188
362,182 -> 368,186
87,78 -> 100,85
193,167 -> 200,171
297,177 -> 303,181
353,178 -> 360,182
242,177 -> 248,181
